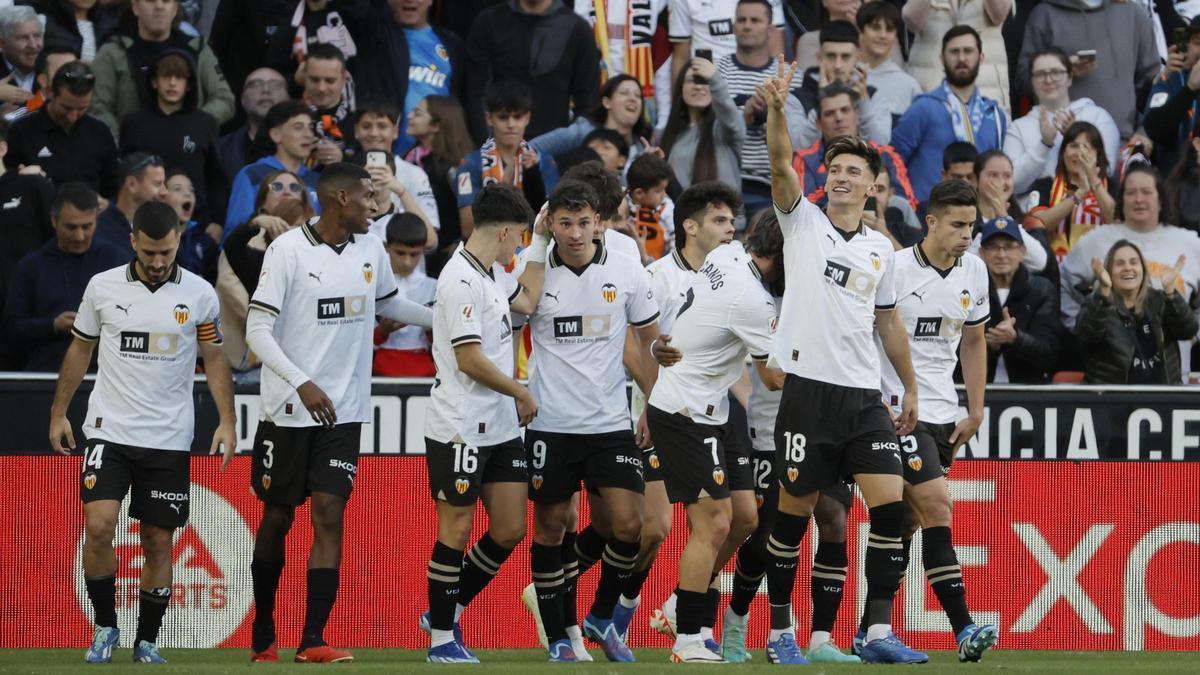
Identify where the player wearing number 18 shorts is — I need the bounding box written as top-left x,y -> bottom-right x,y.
761,57 -> 926,665
866,182 -> 999,661
48,200 -> 238,665
421,184 -> 548,663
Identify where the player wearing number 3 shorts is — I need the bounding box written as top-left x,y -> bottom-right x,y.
761,56 -> 926,665
869,182 -> 999,662
48,201 -> 238,665
420,184 -> 549,664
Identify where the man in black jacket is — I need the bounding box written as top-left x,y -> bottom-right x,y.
974,216 -> 1061,383
464,0 -> 600,143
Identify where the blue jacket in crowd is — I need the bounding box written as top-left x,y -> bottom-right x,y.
224,156 -> 320,244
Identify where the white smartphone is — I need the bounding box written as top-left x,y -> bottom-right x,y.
366,151 -> 389,168
1075,49 -> 1097,63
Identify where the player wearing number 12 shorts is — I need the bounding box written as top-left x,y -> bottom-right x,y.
421,184 -> 548,664
49,201 -> 238,665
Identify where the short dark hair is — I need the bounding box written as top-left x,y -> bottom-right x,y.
306,42 -> 347,66
673,180 -> 742,248
583,127 -> 630,161
562,161 -> 621,220
1029,47 -> 1071,78
355,97 -> 400,125
152,52 -> 192,80
626,153 -> 674,191
927,179 -> 978,214
942,141 -> 978,171
942,24 -> 982,52
743,209 -> 784,261
264,100 -> 313,131
548,178 -> 600,215
817,81 -> 860,110
472,183 -> 535,228
36,42 -> 79,78
52,182 -> 99,219
556,146 -> 603,174
1117,163 -> 1169,223
736,0 -> 773,17
385,212 -> 428,248
316,162 -> 370,199
131,201 -> 179,240
118,152 -> 163,184
484,80 -> 532,114
819,20 -> 859,47
856,1 -> 902,32
824,136 -> 882,179
50,61 -> 95,97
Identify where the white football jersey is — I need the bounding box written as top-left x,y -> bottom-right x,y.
378,272 -> 438,351
746,298 -> 782,453
72,262 -> 222,451
525,241 -> 659,433
250,223 -> 399,427
878,246 -> 990,424
773,195 -> 897,388
646,247 -> 698,335
425,248 -> 521,446
649,243 -> 776,425
668,0 -> 784,60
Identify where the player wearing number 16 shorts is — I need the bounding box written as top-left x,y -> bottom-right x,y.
762,57 -> 926,665
48,200 -> 238,665
421,184 -> 549,664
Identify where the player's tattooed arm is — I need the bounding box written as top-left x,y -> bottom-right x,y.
763,55 -> 803,213
49,336 -> 97,454
876,307 -> 918,435
199,341 -> 238,468
951,323 -> 987,450
454,343 -> 538,426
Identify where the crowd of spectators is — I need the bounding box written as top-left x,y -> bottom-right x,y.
0,0 -> 1197,387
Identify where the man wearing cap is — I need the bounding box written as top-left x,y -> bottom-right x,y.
1143,17 -> 1200,172
975,215 -> 1061,384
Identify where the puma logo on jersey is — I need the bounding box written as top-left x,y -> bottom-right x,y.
908,291 -> 926,302
544,291 -> 560,302
825,233 -> 837,246
169,503 -> 182,514
115,304 -> 131,315
308,272 -> 323,283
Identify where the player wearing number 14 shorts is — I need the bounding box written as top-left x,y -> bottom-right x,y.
48,201 -> 238,664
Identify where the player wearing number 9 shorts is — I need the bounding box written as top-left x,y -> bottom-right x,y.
48,199 -> 237,664
420,184 -> 549,664
646,220 -> 783,663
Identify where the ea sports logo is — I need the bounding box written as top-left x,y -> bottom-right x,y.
73,484 -> 253,647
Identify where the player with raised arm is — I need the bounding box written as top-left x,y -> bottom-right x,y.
244,163 -> 434,664
49,202 -> 237,665
646,219 -> 784,663
422,183 -> 548,664
760,56 -> 926,665
517,179 -> 660,663
863,180 -> 999,661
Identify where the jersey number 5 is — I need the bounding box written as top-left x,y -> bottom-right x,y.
783,432 -> 806,463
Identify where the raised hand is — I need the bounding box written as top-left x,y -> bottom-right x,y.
1161,255 -> 1186,296
762,55 -> 799,111
1091,257 -> 1112,296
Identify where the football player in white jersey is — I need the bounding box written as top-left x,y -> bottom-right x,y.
866,180 -> 998,661
49,201 -> 237,665
518,180 -> 660,662
422,184 -> 548,664
244,164 -> 434,664
761,57 -> 926,665
646,217 -> 783,663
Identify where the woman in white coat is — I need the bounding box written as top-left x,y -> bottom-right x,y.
903,0 -> 1013,115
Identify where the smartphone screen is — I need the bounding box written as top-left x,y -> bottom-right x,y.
864,196 -> 877,213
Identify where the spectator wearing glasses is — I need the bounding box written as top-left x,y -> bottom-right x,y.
90,0 -> 235,137
119,50 -> 228,240
3,182 -> 126,372
0,5 -> 44,110
92,151 -> 167,258
4,61 -> 119,198
1005,48 -> 1119,196
224,100 -> 321,243
217,68 -> 290,183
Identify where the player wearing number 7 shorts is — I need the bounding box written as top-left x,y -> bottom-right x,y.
421,184 -> 549,663
862,182 -> 999,661
48,200 -> 238,665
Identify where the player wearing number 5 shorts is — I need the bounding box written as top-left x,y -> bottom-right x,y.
516,181 -> 660,663
646,227 -> 783,663
867,183 -> 999,662
244,164 -> 434,664
761,56 -> 926,666
48,200 -> 238,665
420,184 -> 548,664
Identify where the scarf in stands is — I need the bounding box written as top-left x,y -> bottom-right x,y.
590,0 -> 657,116
935,81 -> 1004,148
479,137 -> 531,191
290,2 -> 357,114
634,200 -> 669,260
1047,173 -> 1104,261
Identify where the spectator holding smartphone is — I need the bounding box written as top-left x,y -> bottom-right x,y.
660,57 -> 745,191
1144,17 -> 1200,173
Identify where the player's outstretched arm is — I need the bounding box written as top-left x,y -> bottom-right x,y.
49,336 -> 96,454
764,55 -> 803,212
510,211 -> 551,316
876,307 -> 918,436
378,295 -> 434,328
199,342 -> 238,469
454,342 -> 538,426
951,323 -> 987,450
